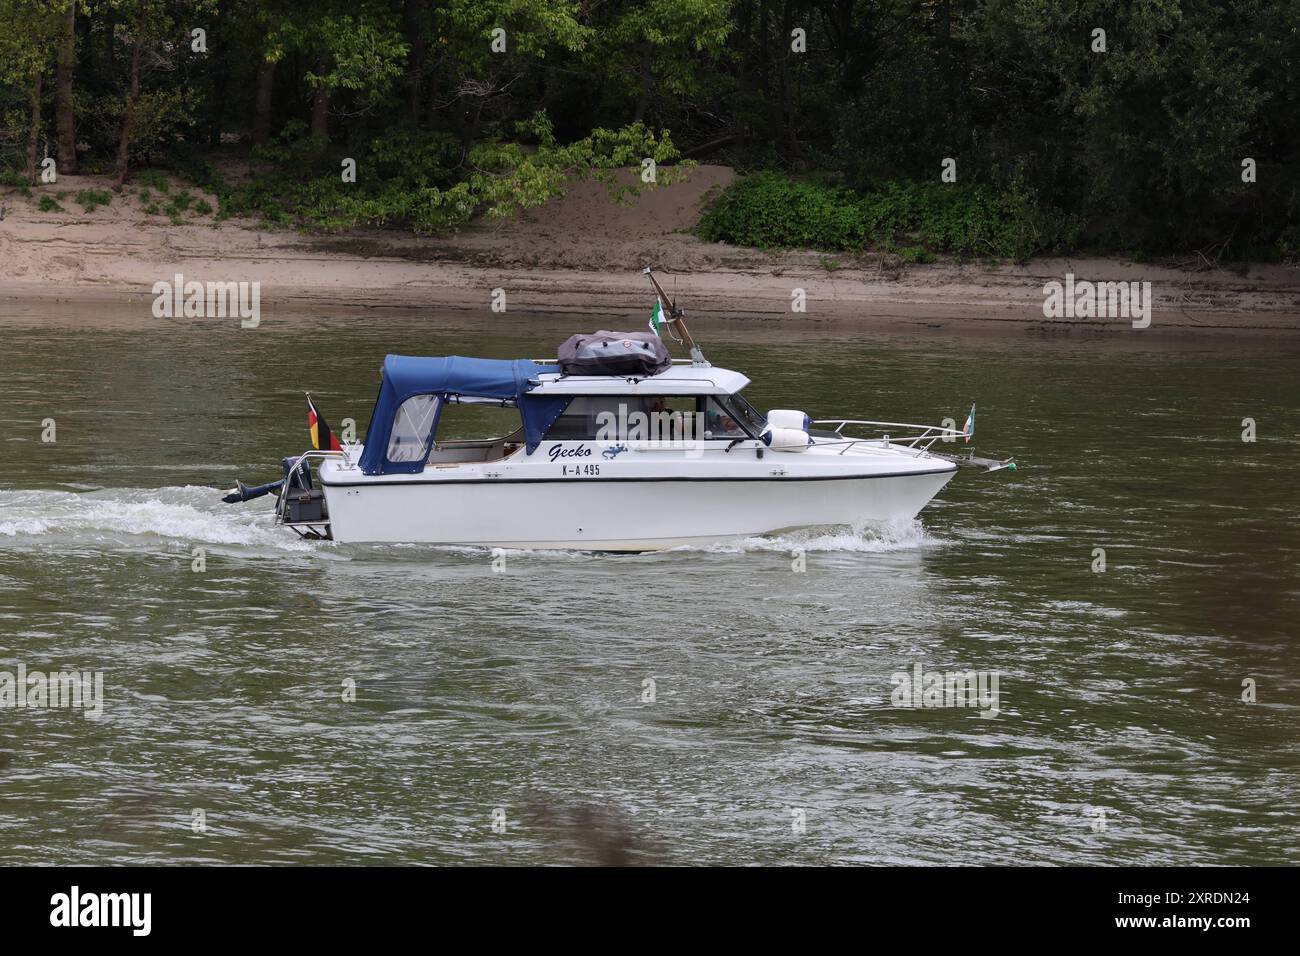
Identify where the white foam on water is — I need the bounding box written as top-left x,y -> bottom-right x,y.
676,518 -> 945,554
0,486 -> 312,552
364,541 -> 599,562
0,486 -> 943,560
338,520 -> 943,561
463,519 -> 941,558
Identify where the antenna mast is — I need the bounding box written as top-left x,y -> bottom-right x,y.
643,266 -> 709,367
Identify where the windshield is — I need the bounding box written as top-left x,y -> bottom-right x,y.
723,391 -> 768,436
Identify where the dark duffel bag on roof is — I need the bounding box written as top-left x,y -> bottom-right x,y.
557,331 -> 672,377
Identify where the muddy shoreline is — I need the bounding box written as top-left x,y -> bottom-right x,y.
3,166 -> 1298,334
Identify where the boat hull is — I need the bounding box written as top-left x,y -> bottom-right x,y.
320,470 -> 956,549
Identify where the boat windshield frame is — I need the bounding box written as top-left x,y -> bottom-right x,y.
718,391 -> 768,438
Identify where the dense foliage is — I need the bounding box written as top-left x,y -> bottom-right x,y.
698,171 -> 1083,260
1,0 -> 1296,257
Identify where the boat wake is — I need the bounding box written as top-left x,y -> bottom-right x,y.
681,518 -> 944,554
0,487 -> 942,559
0,486 -> 312,552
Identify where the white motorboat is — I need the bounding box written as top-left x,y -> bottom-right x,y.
223,274 -> 1013,550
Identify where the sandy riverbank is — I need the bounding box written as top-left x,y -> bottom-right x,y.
2,165 -> 1298,334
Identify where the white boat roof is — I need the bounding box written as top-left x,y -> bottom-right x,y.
530,363 -> 750,396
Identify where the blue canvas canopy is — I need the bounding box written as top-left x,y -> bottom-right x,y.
358,355 -> 567,475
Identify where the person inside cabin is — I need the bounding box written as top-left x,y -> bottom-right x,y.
704,398 -> 743,438
646,397 -> 680,442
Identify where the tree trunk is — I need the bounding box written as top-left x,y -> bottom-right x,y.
758,0 -> 770,130
310,60 -> 330,141
310,88 -> 329,140
113,36 -> 142,191
633,43 -> 652,124
55,0 -> 77,175
736,0 -> 752,153
252,58 -> 275,145
779,0 -> 801,160
405,0 -> 427,120
26,68 -> 42,185
767,0 -> 788,155
425,71 -> 439,125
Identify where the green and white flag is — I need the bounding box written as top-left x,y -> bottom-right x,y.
649,298 -> 664,337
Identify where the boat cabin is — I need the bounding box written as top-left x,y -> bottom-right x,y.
355,354 -> 767,476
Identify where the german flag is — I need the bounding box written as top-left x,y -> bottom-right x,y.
307,394 -> 342,451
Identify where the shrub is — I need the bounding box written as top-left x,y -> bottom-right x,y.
76,188 -> 113,212
135,170 -> 170,193
697,172 -> 866,250
174,119 -> 683,235
698,172 -> 1082,261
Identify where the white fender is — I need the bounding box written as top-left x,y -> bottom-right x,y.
762,426 -> 811,452
766,409 -> 811,431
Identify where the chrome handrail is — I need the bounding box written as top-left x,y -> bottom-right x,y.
529,358 -> 696,365
812,419 -> 967,453
274,448 -> 348,525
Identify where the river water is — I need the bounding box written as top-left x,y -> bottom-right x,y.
0,299 -> 1297,865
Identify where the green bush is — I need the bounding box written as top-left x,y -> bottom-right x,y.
1277,225 -> 1300,265
168,119 -> 681,236
76,188 -> 113,212
698,172 -> 865,249
135,170 -> 170,193
172,151 -> 235,219
38,195 -> 64,212
698,172 -> 1082,261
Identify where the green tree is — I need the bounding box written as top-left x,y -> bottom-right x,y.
262,3 -> 409,143
106,0 -> 210,189
0,0 -> 70,182
595,0 -> 733,124
53,0 -> 77,173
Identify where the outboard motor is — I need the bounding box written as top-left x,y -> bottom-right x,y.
282,457 -> 313,491
280,457 -> 326,523
221,457 -> 313,505
762,409 -> 812,453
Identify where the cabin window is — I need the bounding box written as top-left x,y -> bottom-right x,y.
434,401 -> 521,442
544,397 -> 627,440
387,394 -> 440,462
543,396 -> 701,441
703,397 -> 748,438
722,392 -> 768,436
